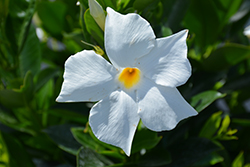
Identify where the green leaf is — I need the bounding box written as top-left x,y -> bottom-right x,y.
0,131 -> 9,166
19,25 -> 41,77
44,124 -> 82,155
214,0 -> 242,25
37,1 -> 67,37
0,132 -> 35,167
131,126 -> 162,154
71,127 -> 106,152
22,133 -> 58,155
17,0 -> 36,53
84,9 -> 104,47
116,0 -> 131,11
190,90 -> 226,112
103,0 -> 116,9
34,67 -> 59,92
232,119 -> 250,126
184,0 -> 221,48
0,108 -> 37,135
192,152 -> 224,166
36,79 -> 53,111
0,71 -> 34,108
19,71 -> 34,101
217,115 -> 230,135
161,26 -> 172,37
202,44 -> 250,71
0,0 -> 9,21
77,147 -> 113,167
0,89 -> 25,108
199,111 -> 223,139
232,151 -> 244,167
133,0 -> 156,12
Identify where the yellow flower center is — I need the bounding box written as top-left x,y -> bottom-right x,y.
118,67 -> 141,89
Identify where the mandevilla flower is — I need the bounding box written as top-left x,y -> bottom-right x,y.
56,7 -> 198,156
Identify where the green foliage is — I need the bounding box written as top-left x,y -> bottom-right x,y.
1,0 -> 250,166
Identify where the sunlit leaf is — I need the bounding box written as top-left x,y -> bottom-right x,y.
192,152 -> 224,166
0,132 -> 35,167
232,151 -> 244,167
0,131 -> 9,166
190,90 -> 226,112
199,111 -> 222,139
218,115 -> 230,135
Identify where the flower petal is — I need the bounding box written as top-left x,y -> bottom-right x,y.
137,77 -> 197,131
136,30 -> 191,87
105,7 -> 155,68
56,50 -> 117,102
89,90 -> 140,156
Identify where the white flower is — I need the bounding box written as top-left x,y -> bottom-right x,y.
56,8 -> 198,156
88,0 -> 105,30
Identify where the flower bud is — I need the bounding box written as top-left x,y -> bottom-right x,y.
88,0 -> 105,31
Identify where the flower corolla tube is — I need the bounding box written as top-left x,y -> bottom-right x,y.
56,7 -> 198,156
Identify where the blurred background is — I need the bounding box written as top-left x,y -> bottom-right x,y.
1,0 -> 250,166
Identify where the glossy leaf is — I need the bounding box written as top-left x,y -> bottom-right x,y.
190,90 -> 226,112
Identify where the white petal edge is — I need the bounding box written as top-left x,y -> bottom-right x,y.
244,25 -> 250,38
89,89 -> 140,156
105,7 -> 155,68
137,77 -> 197,131
56,50 -> 117,102
136,30 -> 191,87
